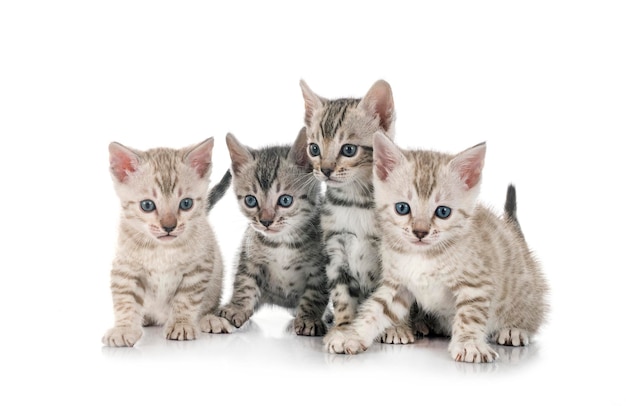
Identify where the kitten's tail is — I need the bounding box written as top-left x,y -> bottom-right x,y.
504,183 -> 524,237
207,169 -> 232,213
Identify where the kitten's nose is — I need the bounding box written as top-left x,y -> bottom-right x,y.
413,229 -> 429,240
162,225 -> 176,233
321,168 -> 333,178
260,220 -> 272,228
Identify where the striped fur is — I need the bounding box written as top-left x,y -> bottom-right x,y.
324,134 -> 549,363
218,130 -> 329,336
300,79 -> 417,344
102,138 -> 230,347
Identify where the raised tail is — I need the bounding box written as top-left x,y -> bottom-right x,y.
206,169 -> 232,213
504,183 -> 524,237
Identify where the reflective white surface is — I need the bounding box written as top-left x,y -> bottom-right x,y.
2,1 -> 625,405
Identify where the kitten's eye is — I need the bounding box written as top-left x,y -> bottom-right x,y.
309,143 -> 320,157
341,144 -> 357,157
244,195 -> 258,208
179,198 -> 193,211
140,200 -> 156,212
277,194 -> 293,208
395,202 -> 410,215
435,206 -> 452,219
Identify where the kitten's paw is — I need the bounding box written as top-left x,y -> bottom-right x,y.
200,314 -> 234,334
294,317 -> 327,336
323,327 -> 368,355
413,320 -> 431,337
495,328 -> 530,346
379,325 -> 415,344
449,340 -> 498,363
218,305 -> 251,328
102,326 -> 143,347
165,321 -> 198,341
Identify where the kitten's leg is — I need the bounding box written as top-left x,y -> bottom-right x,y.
324,280 -> 412,354
102,267 -> 145,347
449,285 -> 499,363
164,267 -> 211,341
218,261 -> 262,328
325,236 -> 360,326
293,267 -> 329,336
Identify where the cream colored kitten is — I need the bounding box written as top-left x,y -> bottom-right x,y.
324,133 -> 549,363
102,138 -> 231,347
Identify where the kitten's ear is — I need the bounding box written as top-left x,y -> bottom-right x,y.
449,142 -> 486,190
300,79 -> 326,127
225,133 -> 253,175
288,127 -> 311,170
360,79 -> 395,134
185,137 -> 214,178
373,131 -> 403,181
109,142 -> 140,183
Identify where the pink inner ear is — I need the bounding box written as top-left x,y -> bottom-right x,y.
110,145 -> 137,183
187,139 -> 213,178
452,143 -> 486,189
373,133 -> 400,181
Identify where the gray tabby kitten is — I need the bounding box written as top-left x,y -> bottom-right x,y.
217,129 -> 329,336
300,79 -> 415,343
102,138 -> 231,347
324,133 -> 549,363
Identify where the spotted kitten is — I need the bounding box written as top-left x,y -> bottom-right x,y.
324,133 -> 549,363
300,79 -> 415,343
102,138 -> 231,347
217,129 -> 329,336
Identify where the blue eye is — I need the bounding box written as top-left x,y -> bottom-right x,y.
395,202 -> 410,215
278,194 -> 293,208
244,195 -> 258,208
341,144 -> 357,157
309,143 -> 320,157
179,198 -> 193,211
435,206 -> 452,219
140,200 -> 156,212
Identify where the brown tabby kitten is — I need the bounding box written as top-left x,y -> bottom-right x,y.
324,133 -> 549,363
102,138 -> 230,347
299,79 -> 418,344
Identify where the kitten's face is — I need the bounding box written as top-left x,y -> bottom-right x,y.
373,134 -> 485,253
300,80 -> 395,188
226,131 -> 318,238
109,139 -> 214,244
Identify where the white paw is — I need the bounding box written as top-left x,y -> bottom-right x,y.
165,321 -> 198,341
379,325 -> 415,344
199,314 -> 234,334
102,326 -> 143,347
323,327 -> 367,355
495,328 -> 530,346
449,340 -> 498,363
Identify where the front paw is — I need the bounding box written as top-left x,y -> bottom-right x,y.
323,326 -> 368,355
200,314 -> 234,334
294,316 -> 327,336
494,328 -> 530,346
379,324 -> 415,344
218,305 -> 251,328
449,340 -> 498,363
165,321 -> 198,341
102,326 -> 143,347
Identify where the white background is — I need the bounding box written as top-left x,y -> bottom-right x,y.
1,1 -> 624,405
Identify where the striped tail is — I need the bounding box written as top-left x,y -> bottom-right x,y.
206,169 -> 232,213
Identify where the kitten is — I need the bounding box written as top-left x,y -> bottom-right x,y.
102,137 -> 231,347
323,133 -> 549,363
217,129 -> 329,336
299,79 -> 415,343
